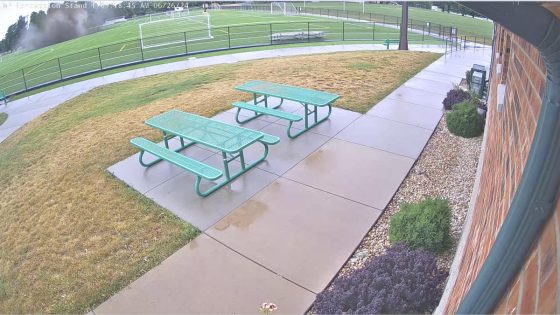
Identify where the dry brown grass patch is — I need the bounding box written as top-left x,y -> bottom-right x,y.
0,50 -> 440,313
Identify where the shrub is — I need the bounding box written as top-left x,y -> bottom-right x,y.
446,101 -> 485,138
442,88 -> 470,110
389,197 -> 452,253
314,244 -> 447,314
465,69 -> 473,87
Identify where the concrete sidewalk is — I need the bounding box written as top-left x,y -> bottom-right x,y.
0,43 -> 449,143
94,48 -> 491,314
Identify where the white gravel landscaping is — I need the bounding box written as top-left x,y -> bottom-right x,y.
341,115 -> 483,273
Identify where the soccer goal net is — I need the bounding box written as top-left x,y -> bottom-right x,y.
221,2 -> 256,11
271,2 -> 298,15
139,14 -> 212,49
146,7 -> 190,23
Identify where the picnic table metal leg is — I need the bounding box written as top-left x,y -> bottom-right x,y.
314,105 -> 318,123
287,104 -> 332,139
304,104 -> 309,129
235,106 -> 263,124
222,151 -> 231,180
195,143 -> 270,197
239,150 -> 246,170
254,95 -> 283,109
163,131 -> 170,148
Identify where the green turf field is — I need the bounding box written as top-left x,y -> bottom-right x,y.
295,2 -> 493,38
0,7 -> 450,96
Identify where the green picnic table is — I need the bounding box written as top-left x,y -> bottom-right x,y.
234,80 -> 340,138
131,109 -> 279,197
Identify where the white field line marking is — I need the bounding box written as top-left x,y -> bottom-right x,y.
119,44 -> 127,51
18,48 -> 56,74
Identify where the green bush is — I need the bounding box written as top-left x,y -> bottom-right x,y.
389,197 -> 452,254
446,101 -> 485,138
465,69 -> 473,88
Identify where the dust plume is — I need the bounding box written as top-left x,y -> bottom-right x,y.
19,8 -> 90,51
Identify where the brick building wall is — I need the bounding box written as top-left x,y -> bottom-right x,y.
442,24 -> 558,313
493,197 -> 559,314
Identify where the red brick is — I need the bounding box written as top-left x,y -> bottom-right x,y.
536,267 -> 557,314
519,252 -> 538,314
539,217 -> 557,283
505,279 -> 521,314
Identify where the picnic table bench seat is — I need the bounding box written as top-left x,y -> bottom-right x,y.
384,39 -> 400,49
260,133 -> 281,145
131,137 -> 223,180
232,101 -> 303,123
270,31 -> 326,42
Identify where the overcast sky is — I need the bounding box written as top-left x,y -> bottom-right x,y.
0,1 -> 54,37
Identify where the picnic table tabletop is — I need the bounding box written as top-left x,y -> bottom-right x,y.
145,109 -> 264,153
235,80 -> 340,106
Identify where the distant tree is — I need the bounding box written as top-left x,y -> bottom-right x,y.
29,10 -> 47,29
399,1 -> 408,50
3,16 -> 27,51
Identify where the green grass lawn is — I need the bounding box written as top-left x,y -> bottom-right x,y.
0,112 -> 7,126
0,8 -> 444,96
296,2 -> 494,38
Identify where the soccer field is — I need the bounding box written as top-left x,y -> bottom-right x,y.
295,2 -> 494,38
0,8 -> 440,96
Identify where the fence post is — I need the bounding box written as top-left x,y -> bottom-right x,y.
139,39 -> 144,61
372,21 -> 375,41
21,69 -> 28,91
307,22 -> 310,42
342,22 -> 345,41
97,47 -> 103,70
422,25 -> 425,41
483,36 -> 486,47
228,26 -> 231,48
184,32 -> 188,54
57,58 -> 63,80
270,24 -> 273,45
474,35 -> 477,48
439,24 -> 442,36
